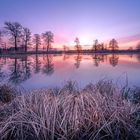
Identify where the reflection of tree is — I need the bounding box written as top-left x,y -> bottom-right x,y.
136,54 -> 140,63
109,54 -> 119,67
23,56 -> 32,80
34,54 -> 41,73
63,54 -> 70,61
9,57 -> 31,84
9,58 -> 22,84
92,54 -> 101,67
74,54 -> 82,69
42,55 -> 54,75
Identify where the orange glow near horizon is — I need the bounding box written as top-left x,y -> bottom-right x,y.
2,34 -> 140,50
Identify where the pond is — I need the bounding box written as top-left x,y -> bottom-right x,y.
0,53 -> 140,90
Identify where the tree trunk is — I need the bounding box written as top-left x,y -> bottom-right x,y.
47,40 -> 49,53
36,44 -> 38,53
15,36 -> 17,51
25,40 -> 27,52
14,58 -> 17,73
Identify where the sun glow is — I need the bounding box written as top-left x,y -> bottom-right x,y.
80,37 -> 92,45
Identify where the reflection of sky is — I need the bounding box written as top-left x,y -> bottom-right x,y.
0,54 -> 139,89
0,0 -> 140,47
25,55 -> 140,89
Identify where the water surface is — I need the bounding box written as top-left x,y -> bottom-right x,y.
0,53 -> 140,89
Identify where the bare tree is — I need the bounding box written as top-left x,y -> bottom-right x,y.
22,28 -> 31,52
74,37 -> 81,53
92,39 -> 98,51
42,31 -> 54,53
4,22 -> 23,51
0,30 -> 7,51
100,43 -> 104,51
33,34 -> 41,53
109,39 -> 119,51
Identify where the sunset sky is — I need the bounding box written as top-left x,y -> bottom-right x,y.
0,0 -> 140,48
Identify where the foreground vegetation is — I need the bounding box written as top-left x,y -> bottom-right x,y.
0,81 -> 140,140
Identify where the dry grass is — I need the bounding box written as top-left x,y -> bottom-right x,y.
0,84 -> 18,104
0,80 -> 139,140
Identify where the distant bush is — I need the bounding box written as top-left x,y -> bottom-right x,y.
0,81 -> 139,140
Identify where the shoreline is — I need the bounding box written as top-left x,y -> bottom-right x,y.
0,49 -> 140,57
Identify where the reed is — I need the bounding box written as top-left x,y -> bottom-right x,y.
0,80 -> 139,140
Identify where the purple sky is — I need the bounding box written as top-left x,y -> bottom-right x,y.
0,0 -> 140,47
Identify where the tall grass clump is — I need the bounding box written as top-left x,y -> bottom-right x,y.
0,80 -> 139,140
0,84 -> 18,104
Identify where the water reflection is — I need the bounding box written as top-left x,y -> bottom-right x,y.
34,54 -> 41,73
109,54 -> 119,67
74,54 -> 82,68
42,54 -> 54,75
9,56 -> 31,84
0,53 -> 140,88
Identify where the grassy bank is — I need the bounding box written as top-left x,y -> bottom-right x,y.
0,81 -> 140,140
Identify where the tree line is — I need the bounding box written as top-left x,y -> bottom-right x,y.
0,21 -> 53,53
0,21 -> 131,53
73,37 -> 119,52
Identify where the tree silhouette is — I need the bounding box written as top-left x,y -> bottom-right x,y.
0,30 -> 7,50
74,37 -> 81,53
22,28 -> 31,52
100,43 -> 104,51
33,34 -> 41,53
92,39 -> 98,51
109,39 -> 119,51
42,31 -> 54,53
4,22 -> 23,51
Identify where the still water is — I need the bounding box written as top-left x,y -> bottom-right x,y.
0,53 -> 140,89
